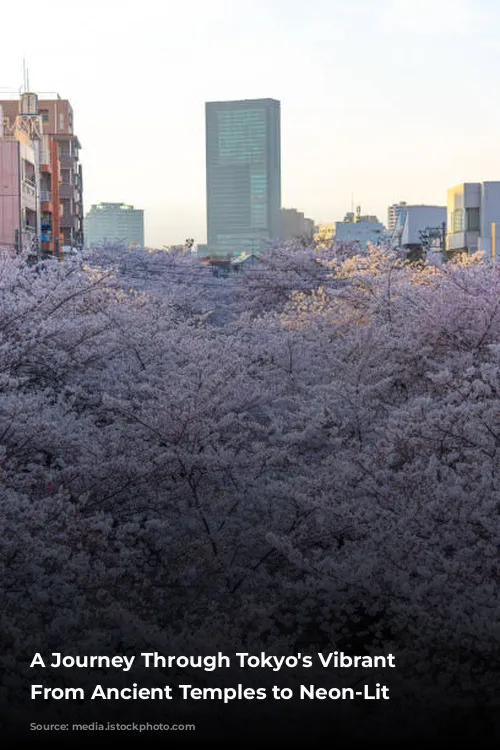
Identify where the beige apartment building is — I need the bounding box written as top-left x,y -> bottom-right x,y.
281,208 -> 315,242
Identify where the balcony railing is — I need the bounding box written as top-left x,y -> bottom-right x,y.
60,214 -> 77,229
59,183 -> 74,199
59,154 -> 75,169
21,182 -> 37,209
22,181 -> 36,195
39,149 -> 51,166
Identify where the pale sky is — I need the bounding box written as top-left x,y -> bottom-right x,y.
1,0 -> 498,247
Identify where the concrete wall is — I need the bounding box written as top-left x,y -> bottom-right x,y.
447,183 -> 480,252
401,206 -> 446,246
447,182 -> 500,257
479,182 -> 500,258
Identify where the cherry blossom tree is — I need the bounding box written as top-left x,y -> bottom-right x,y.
1,244 -> 499,740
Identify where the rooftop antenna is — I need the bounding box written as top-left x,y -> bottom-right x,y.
21,58 -> 32,92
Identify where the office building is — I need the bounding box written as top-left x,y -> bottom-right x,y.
447,182 -> 500,260
281,208 -> 315,242
205,98 -> 281,257
84,202 -> 144,248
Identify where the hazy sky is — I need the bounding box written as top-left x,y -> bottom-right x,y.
1,0 -> 499,246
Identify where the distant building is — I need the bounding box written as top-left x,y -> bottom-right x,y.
334,209 -> 384,247
201,252 -> 261,276
314,223 -> 335,248
84,202 -> 144,248
397,205 -> 446,255
446,182 -> 500,260
205,98 -> 281,257
196,243 -> 209,257
236,253 -> 261,268
281,208 -> 315,242
387,201 -> 407,232
304,217 -> 314,237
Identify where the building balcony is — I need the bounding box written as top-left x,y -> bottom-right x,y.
39,148 -> 51,168
21,181 -> 37,211
60,214 -> 77,229
40,190 -> 53,213
59,182 -> 77,199
59,154 -> 76,169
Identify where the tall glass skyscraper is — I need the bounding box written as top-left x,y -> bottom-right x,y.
205,99 -> 281,257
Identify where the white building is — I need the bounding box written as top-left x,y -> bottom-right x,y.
334,210 -> 384,247
400,205 -> 446,247
84,202 -> 144,248
447,182 -> 500,260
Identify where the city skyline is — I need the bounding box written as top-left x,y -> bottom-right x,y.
1,0 -> 499,247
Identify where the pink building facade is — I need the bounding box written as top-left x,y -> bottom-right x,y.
0,138 -> 21,254
0,99 -> 42,258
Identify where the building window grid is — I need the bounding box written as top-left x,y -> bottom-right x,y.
251,172 -> 267,228
452,209 -> 464,233
217,110 -> 266,162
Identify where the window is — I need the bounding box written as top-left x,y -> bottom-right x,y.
59,112 -> 65,131
23,159 -> 36,184
452,209 -> 464,233
40,109 -> 49,123
466,207 -> 480,232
